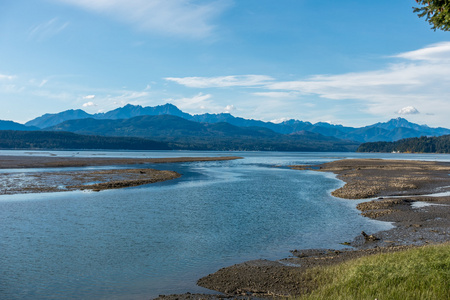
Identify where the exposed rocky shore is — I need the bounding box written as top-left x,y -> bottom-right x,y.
0,168 -> 182,194
0,155 -> 241,194
156,158 -> 450,299
292,158 -> 450,199
0,155 -> 242,169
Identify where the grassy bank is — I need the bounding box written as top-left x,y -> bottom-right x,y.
296,243 -> 450,300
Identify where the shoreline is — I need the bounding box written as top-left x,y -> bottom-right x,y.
157,158 -> 450,299
291,159 -> 450,249
0,155 -> 242,194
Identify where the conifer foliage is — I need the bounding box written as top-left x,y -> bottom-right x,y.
414,0 -> 450,31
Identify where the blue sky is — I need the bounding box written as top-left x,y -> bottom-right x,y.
1,0 -> 449,127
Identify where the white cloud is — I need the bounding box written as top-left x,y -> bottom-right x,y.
83,95 -> 96,99
165,75 -> 274,88
55,0 -> 231,38
29,18 -> 69,41
224,104 -> 236,113
82,101 -> 96,107
397,106 -> 419,115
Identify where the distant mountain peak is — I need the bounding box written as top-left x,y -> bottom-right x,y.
25,109 -> 92,128
161,103 -> 178,108
19,103 -> 450,143
389,117 -> 410,124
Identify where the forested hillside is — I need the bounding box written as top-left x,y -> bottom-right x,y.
45,115 -> 360,152
357,135 -> 450,153
0,131 -> 170,150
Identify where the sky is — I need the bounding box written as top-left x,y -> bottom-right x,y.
1,0 -> 450,127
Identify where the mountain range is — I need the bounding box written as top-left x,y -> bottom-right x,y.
0,103 -> 449,151
43,114 -> 358,151
19,103 -> 450,142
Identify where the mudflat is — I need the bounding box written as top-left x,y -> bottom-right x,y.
0,155 -> 242,169
157,158 -> 450,299
292,158 -> 450,199
0,155 -> 242,194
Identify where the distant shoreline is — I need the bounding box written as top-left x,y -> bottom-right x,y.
0,155 -> 242,194
157,158 -> 450,299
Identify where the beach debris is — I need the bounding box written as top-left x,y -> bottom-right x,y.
361,231 -> 380,242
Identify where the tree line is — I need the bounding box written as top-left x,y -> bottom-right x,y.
0,130 -> 170,150
0,130 -> 360,152
357,135 -> 450,153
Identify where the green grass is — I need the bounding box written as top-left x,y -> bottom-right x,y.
296,243 -> 450,300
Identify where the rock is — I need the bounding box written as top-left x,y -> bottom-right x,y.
361,231 -> 380,241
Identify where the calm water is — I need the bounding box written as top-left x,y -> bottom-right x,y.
1,150 -> 450,299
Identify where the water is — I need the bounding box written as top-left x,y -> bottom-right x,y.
1,150 -> 450,299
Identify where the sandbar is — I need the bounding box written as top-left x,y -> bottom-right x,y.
0,155 -> 242,169
0,155 -> 242,194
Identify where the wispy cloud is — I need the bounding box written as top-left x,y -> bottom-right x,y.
0,73 -> 16,80
77,90 -> 151,113
55,0 -> 231,38
102,91 -> 149,106
29,18 -> 69,41
165,42 -> 450,126
262,44 -> 450,122
165,75 -> 274,88
261,43 -> 450,124
0,71 -> 154,116
0,73 -> 20,96
163,91 -> 238,114
394,42 -> 450,62
167,92 -> 213,112
252,91 -> 300,99
266,42 -> 450,100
